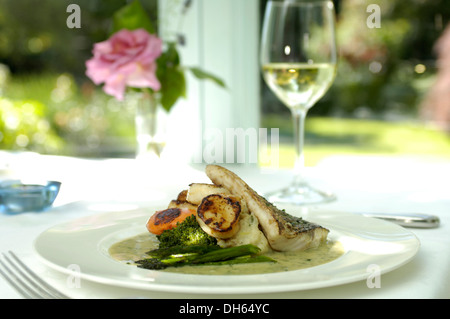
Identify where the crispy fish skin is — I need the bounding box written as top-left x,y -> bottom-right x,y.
205,165 -> 329,251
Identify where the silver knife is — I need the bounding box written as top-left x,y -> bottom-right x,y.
361,212 -> 440,228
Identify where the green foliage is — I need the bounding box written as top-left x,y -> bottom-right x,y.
3,72 -> 136,157
261,115 -> 450,167
188,67 -> 227,89
0,0 -> 119,76
157,215 -> 218,249
112,0 -> 155,34
0,97 -> 63,152
262,0 -> 447,118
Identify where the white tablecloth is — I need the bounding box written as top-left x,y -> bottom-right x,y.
0,152 -> 449,299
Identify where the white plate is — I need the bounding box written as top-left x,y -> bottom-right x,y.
33,206 -> 420,294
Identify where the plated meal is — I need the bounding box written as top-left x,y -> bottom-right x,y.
109,165 -> 344,275
33,168 -> 420,292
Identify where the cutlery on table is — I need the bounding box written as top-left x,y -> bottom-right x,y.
361,212 -> 440,228
0,251 -> 69,299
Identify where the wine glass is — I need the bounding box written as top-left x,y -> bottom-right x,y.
260,0 -> 337,205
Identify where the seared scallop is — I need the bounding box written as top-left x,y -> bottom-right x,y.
187,183 -> 230,205
196,194 -> 242,239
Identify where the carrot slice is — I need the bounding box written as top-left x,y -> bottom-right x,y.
146,208 -> 196,235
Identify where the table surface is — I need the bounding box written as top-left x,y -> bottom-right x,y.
0,151 -> 449,299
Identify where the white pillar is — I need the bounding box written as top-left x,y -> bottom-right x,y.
159,0 -> 261,164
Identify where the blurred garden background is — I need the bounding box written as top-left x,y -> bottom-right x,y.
1,0 -> 450,166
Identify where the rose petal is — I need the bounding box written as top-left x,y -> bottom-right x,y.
103,74 -> 127,101
85,28 -> 164,99
126,63 -> 161,91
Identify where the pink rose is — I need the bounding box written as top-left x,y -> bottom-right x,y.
86,28 -> 162,101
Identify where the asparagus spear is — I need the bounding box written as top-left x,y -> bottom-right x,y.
135,244 -> 275,270
200,255 -> 276,266
189,244 -> 261,264
145,244 -> 221,259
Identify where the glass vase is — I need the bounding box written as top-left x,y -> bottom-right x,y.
134,92 -> 167,161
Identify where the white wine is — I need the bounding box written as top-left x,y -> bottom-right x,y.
262,63 -> 336,111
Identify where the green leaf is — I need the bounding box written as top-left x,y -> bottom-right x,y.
159,42 -> 180,67
156,43 -> 186,112
188,67 -> 226,88
158,68 -> 186,112
112,0 -> 155,34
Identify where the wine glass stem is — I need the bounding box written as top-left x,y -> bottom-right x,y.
292,109 -> 307,188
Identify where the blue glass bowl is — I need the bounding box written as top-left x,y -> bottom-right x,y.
0,180 -> 61,214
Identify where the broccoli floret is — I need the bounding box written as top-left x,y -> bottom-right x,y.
157,214 -> 218,249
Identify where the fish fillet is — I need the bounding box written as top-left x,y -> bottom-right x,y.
205,165 -> 329,251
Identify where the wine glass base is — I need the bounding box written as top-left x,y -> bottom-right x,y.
265,183 -> 336,206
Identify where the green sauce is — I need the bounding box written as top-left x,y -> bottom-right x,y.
109,233 -> 344,275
